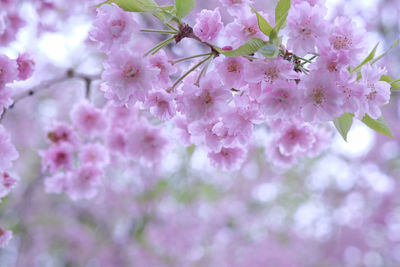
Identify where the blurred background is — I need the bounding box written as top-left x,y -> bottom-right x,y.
1,0 -> 400,266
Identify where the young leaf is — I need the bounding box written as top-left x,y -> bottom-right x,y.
370,39 -> 399,65
175,0 -> 195,19
274,0 -> 291,32
215,38 -> 266,57
352,43 -> 379,73
380,75 -> 400,92
251,7 -> 273,36
94,0 -> 157,12
333,113 -> 354,142
362,114 -> 394,138
258,43 -> 279,58
95,0 -> 176,23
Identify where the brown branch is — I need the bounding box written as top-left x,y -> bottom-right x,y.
0,69 -> 101,121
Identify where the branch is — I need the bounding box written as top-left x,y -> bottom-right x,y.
0,69 -> 101,121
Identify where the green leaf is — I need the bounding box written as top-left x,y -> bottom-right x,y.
362,114 -> 394,138
274,0 -> 291,32
258,43 -> 279,58
371,39 -> 399,65
380,74 -> 400,92
334,113 -> 354,142
94,0 -> 157,12
215,38 -> 266,57
95,0 -> 176,23
352,43 -> 379,73
175,0 -> 195,19
251,7 -> 273,36
153,5 -> 176,23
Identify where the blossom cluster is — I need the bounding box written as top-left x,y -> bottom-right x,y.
0,0 -> 36,248
41,101 -> 168,200
86,0 -> 392,170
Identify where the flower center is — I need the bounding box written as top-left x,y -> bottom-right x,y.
333,35 -> 352,50
312,88 -> 325,105
123,64 -> 138,78
110,19 -> 126,37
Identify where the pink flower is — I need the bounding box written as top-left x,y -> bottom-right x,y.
102,48 -> 159,104
245,58 -> 299,85
0,125 -> 18,171
89,3 -> 138,52
0,54 -> 18,89
219,0 -> 253,16
336,71 -> 365,114
215,56 -> 247,88
0,227 -> 12,248
16,53 -> 35,81
276,122 -> 315,156
46,122 -> 80,147
67,164 -> 102,200
262,80 -> 301,118
70,101 -> 107,138
312,51 -> 343,74
307,127 -> 333,157
208,147 -> 246,170
0,11 -> 25,46
78,143 -> 110,168
301,72 -> 343,121
287,2 -> 327,56
214,109 -> 254,147
358,65 -> 391,119
266,142 -> 298,168
0,172 -> 18,198
176,74 -> 231,121
193,8 -> 224,43
145,91 -> 176,121
106,128 -> 127,156
148,50 -> 176,88
292,0 -> 324,6
174,116 -> 191,146
234,93 -> 264,123
189,120 -> 222,152
224,14 -> 266,47
41,143 -> 74,173
325,16 -> 365,66
126,125 -> 168,164
44,172 -> 70,194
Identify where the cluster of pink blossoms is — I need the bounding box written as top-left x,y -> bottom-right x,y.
0,0 -> 36,248
41,101 -> 168,200
85,0 -> 391,170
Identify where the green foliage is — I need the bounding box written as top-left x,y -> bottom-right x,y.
380,74 -> 400,92
333,113 -> 354,142
362,114 -> 394,138
95,0 -> 177,23
175,0 -> 195,19
258,43 -> 280,58
274,0 -> 291,32
215,38 -> 266,57
352,43 -> 379,73
251,7 -> 273,36
371,39 -> 399,64
94,0 -> 158,12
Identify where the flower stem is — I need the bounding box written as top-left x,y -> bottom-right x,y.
171,54 -> 213,90
145,36 -> 175,56
172,53 -> 213,64
141,29 -> 177,34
